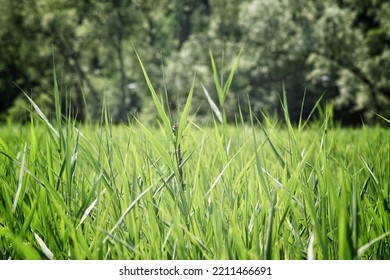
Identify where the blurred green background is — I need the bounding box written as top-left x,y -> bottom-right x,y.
0,0 -> 389,125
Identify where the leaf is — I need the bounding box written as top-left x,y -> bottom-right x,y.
134,47 -> 172,141
22,92 -> 60,139
356,150 -> 379,185
34,232 -> 54,260
12,144 -> 27,213
204,142 -> 247,197
357,231 -> 390,258
222,48 -> 243,102
136,118 -> 174,169
373,112 -> 390,123
103,184 -> 154,243
209,49 -> 223,106
177,74 -> 195,146
53,58 -> 62,133
76,189 -> 106,230
202,84 -> 222,123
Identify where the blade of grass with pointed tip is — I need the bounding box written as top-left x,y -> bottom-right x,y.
300,94 -> 324,130
136,119 -> 174,170
357,231 -> 390,258
204,142 -> 247,197
259,120 -> 287,174
202,84 -> 222,123
249,104 -> 271,201
53,60 -> 62,134
12,143 -> 27,213
76,189 -> 106,230
22,92 -> 60,140
298,90 -> 307,130
176,75 -> 195,147
104,184 -> 154,243
209,49 -> 223,106
134,47 -> 172,141
222,48 -> 242,103
373,112 -> 390,123
356,150 -> 379,185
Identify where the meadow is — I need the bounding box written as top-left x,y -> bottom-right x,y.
0,56 -> 389,260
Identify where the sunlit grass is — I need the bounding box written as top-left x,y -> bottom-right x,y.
1,107 -> 389,260
0,54 -> 389,260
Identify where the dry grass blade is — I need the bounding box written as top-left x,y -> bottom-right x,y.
34,232 -> 54,260
12,143 -> 27,213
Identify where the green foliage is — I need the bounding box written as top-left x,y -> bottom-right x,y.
0,0 -> 389,124
0,76 -> 389,259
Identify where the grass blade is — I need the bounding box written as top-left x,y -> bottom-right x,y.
134,47 -> 172,140
209,49 -> 223,106
34,232 -> 54,260
103,185 -> 154,243
22,91 -> 60,139
12,143 -> 27,213
202,84 -> 222,123
357,231 -> 390,258
222,48 -> 242,102
177,74 -> 195,146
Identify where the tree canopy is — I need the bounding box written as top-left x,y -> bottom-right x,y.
1,0 -> 389,124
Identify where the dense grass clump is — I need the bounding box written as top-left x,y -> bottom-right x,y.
1,109 -> 389,260
0,56 -> 389,260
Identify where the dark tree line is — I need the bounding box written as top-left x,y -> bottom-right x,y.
0,0 -> 389,125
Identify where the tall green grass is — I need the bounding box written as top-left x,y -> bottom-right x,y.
0,54 -> 389,260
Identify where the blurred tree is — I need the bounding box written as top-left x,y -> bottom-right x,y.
306,0 -> 390,122
238,0 -> 315,120
0,0 -> 388,124
87,0 -> 144,122
218,0 -> 389,123
0,0 -> 53,122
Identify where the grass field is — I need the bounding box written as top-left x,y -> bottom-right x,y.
1,106 -> 389,259
1,56 -> 389,260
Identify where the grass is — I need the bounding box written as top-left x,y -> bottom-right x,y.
0,55 -> 389,260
